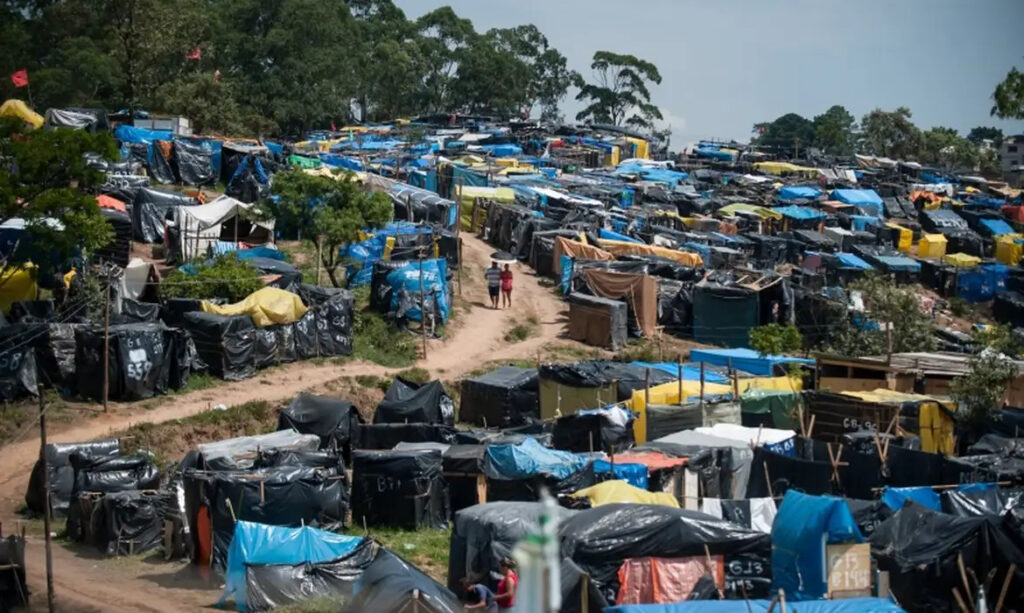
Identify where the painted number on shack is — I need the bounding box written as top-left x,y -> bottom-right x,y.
826,543 -> 871,598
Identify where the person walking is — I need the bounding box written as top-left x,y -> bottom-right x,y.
484,261 -> 501,309
500,264 -> 513,309
495,557 -> 518,612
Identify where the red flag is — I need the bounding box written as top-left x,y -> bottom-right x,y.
187,47 -> 201,60
10,69 -> 28,88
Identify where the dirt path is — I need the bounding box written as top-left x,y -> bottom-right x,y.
1,232 -> 569,611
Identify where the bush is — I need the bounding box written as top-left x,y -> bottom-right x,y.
750,324 -> 803,356
160,253 -> 264,303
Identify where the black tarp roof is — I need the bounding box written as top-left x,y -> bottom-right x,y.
374,378 -> 454,426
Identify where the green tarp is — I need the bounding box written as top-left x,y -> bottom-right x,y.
288,154 -> 322,169
741,388 -> 798,429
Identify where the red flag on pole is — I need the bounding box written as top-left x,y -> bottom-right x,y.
187,47 -> 201,60
10,69 -> 28,88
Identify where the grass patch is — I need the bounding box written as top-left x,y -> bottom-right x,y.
355,374 -> 384,389
120,400 -> 274,467
349,525 -> 452,584
176,372 -> 218,395
504,317 -> 538,343
615,340 -> 661,363
277,239 -> 322,284
395,367 -> 430,384
544,343 -> 603,361
0,391 -> 77,446
350,286 -> 419,368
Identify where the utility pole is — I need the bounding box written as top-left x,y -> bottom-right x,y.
38,387 -> 54,612
102,275 -> 110,412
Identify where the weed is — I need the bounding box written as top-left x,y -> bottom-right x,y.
351,286 -> 419,368
348,525 -> 452,584
395,367 -> 431,383
504,318 -> 537,343
948,297 -> 971,318
355,374 -> 382,388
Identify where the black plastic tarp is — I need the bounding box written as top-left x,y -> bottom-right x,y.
278,393 -> 362,457
941,487 -> 1024,517
172,140 -> 216,186
448,501 -> 577,591
245,538 -> 376,612
132,187 -> 196,243
552,410 -> 634,454
180,312 -> 256,381
88,490 -> 171,556
340,548 -> 462,613
558,504 -> 771,605
185,464 -> 349,570
75,323 -> 192,401
31,323 -> 79,390
97,208 -> 132,267
351,449 -> 449,530
0,535 -> 27,611
45,107 -> 107,131
25,438 -> 120,517
539,361 -> 676,400
0,325 -> 39,400
70,453 -> 159,498
374,378 -> 454,426
870,505 -> 1024,612
459,366 -> 539,427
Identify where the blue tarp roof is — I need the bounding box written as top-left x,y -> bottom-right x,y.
629,361 -> 729,383
874,255 -> 921,272
690,348 -> 812,376
614,163 -> 689,187
605,598 -> 905,613
221,521 -> 364,611
479,143 -> 523,157
831,188 -> 883,206
599,228 -> 643,244
778,185 -> 822,201
881,483 -> 996,512
851,215 -> 881,231
980,218 -> 1015,236
836,252 -> 874,270
485,437 -> 588,480
772,491 -> 864,601
113,124 -> 173,144
695,147 -> 736,161
774,205 -> 826,221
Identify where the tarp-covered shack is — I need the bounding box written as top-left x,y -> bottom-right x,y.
458,366 -> 539,427
169,195 -> 275,261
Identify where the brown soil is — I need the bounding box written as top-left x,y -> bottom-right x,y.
0,232 -> 575,612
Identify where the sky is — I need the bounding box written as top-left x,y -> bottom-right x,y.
394,0 -> 1024,147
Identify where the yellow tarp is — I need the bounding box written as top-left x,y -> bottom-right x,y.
996,235 -> 1024,265
717,203 -> 783,220
917,233 -> 947,259
625,137 -> 650,160
455,186 -> 515,207
943,252 -> 982,268
885,223 -> 912,252
842,389 -> 956,455
626,379 -> 733,443
201,287 -> 308,327
753,161 -> 818,176
600,240 -> 704,267
737,376 -> 803,394
0,265 -> 38,313
0,99 -> 43,129
573,480 -> 679,508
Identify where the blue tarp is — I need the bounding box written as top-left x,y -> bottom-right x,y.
695,147 -> 736,161
221,521 -> 363,611
628,361 -> 729,383
320,154 -> 363,171
614,163 -> 689,187
980,218 -> 1015,236
605,598 -> 905,613
772,491 -> 864,601
113,124 -> 173,144
592,462 -> 647,489
387,258 -> 450,323
479,143 -> 523,157
560,255 -> 573,294
874,255 -> 921,272
689,348 -> 813,376
957,263 -> 1008,302
343,222 -> 432,286
235,246 -> 285,261
851,215 -> 881,231
831,189 -> 883,206
485,437 -> 588,480
774,205 -> 826,221
598,228 -> 643,244
836,252 -> 874,270
881,483 -> 996,512
778,186 -> 822,201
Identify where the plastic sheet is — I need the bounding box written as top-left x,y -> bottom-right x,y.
131,187 -> 196,243
25,438 -> 120,517
374,378 -> 454,426
75,323 -> 192,401
552,406 -> 635,454
0,535 -> 27,611
355,423 -> 457,449
245,538 -> 375,612
201,287 -> 308,328
86,490 -> 171,556
458,366 -> 539,427
277,393 -> 361,456
604,598 -> 905,612
173,140 -> 216,186
351,449 -> 449,530
340,548 -> 462,613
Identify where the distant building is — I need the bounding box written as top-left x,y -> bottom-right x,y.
1000,134 -> 1024,186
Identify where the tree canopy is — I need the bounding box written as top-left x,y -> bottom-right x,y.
991,64 -> 1024,120
859,107 -> 923,160
812,105 -> 856,155
752,113 -> 814,154
966,126 -> 1004,146
574,51 -> 664,133
0,0 -> 578,136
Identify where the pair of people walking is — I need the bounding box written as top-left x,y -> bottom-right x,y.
484,261 -> 513,309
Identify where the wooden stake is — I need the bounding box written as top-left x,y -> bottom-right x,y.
957,553 -> 975,613
677,355 -> 683,405
457,238 -> 463,297
699,361 -> 705,410
102,278 -> 110,412
38,387 -> 54,612
952,586 -> 971,613
763,462 -> 774,499
995,563 -> 1015,613
807,414 -> 816,438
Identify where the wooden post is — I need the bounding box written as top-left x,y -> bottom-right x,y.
102,277 -> 110,412
728,358 -> 739,399
406,193 -> 413,224
699,361 -> 706,410
418,253 -> 427,359
457,238 -> 463,297
581,573 -> 589,612
315,237 -> 322,286
677,354 -> 684,404
38,387 -> 54,612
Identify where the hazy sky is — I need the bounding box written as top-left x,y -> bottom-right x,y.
394,0 -> 1024,146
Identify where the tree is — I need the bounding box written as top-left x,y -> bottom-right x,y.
966,126 -> 1004,146
826,274 -> 935,356
859,107 -> 923,159
268,171 -> 392,287
415,6 -> 476,113
991,64 -> 1024,120
921,126 -> 979,171
812,105 -> 856,155
574,51 -> 663,131
753,113 -> 814,154
951,349 -> 1019,429
160,253 -> 263,302
154,73 -> 274,136
0,118 -> 115,281
750,324 -> 803,356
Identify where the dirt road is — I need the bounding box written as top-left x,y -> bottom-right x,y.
1,232 -> 569,611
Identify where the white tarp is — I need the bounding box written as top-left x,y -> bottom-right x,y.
173,195 -> 274,260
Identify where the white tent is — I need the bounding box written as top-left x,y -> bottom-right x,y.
171,195 -> 274,261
